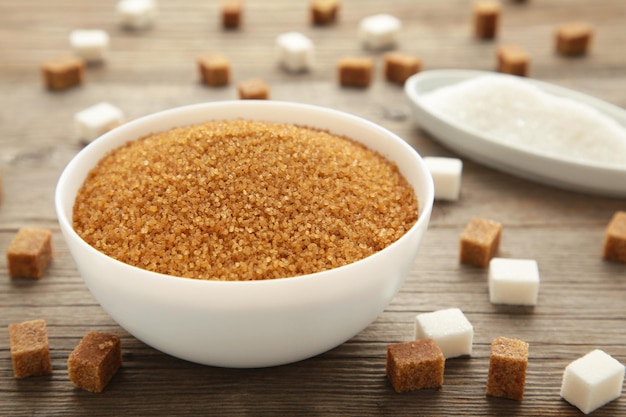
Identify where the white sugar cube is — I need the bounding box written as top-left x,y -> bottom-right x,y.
74,102 -> 124,142
69,29 -> 110,62
489,258 -> 540,306
276,32 -> 315,72
424,157 -> 463,201
117,0 -> 158,29
358,14 -> 401,50
560,349 -> 625,414
415,307 -> 473,358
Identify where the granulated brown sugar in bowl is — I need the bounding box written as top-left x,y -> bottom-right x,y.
73,119 -> 418,281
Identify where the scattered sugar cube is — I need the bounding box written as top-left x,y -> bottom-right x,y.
460,217 -> 502,268
555,21 -> 593,56
383,51 -> 421,85
197,53 -> 231,86
69,29 -> 110,63
116,0 -> 158,30
75,102 -> 125,143
358,14 -> 401,50
68,331 -> 122,393
276,32 -> 315,73
473,0 -> 501,39
237,78 -> 270,99
424,157 -> 462,201
9,319 -> 52,378
310,0 -> 339,26
221,0 -> 242,29
602,211 -> 626,263
337,56 -> 374,87
386,339 -> 445,393
486,336 -> 529,400
415,308 -> 473,358
7,228 -> 53,279
497,45 -> 530,76
560,349 -> 625,414
489,258 -> 540,306
41,56 -> 85,91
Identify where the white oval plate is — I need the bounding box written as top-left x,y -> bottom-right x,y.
405,69 -> 626,198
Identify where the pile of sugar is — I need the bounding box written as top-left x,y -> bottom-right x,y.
73,119 -> 418,281
423,75 -> 626,168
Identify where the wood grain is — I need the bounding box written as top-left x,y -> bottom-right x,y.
1,0 -> 625,415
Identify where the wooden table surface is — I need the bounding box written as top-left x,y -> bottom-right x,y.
1,0 -> 625,415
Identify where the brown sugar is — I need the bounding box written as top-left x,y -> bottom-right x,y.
198,53 -> 231,86
473,0 -> 501,39
383,52 -> 421,85
221,0 -> 242,29
386,339 -> 445,393
7,228 -> 53,278
486,336 -> 528,400
9,319 -> 53,378
603,211 -> 626,263
41,56 -> 85,91
555,21 -> 593,56
73,119 -> 418,281
310,0 -> 339,26
496,45 -> 530,76
338,57 -> 374,87
459,217 -> 502,268
237,78 -> 270,99
68,331 -> 122,393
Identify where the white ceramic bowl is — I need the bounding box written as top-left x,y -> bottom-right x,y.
405,69 -> 626,197
55,100 -> 434,368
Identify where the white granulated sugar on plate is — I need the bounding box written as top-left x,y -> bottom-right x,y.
422,75 -> 626,168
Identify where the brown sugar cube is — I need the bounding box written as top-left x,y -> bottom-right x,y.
460,217 -> 502,268
555,21 -> 593,56
9,319 -> 53,378
486,336 -> 528,400
68,331 -> 122,393
221,0 -> 242,29
386,339 -> 445,393
7,228 -> 53,278
338,57 -> 374,88
310,0 -> 339,26
198,53 -> 231,86
496,45 -> 530,76
237,78 -> 270,100
41,56 -> 85,91
603,211 -> 626,263
473,0 -> 501,39
383,52 -> 422,85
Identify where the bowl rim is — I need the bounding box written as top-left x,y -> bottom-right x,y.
55,100 -> 434,288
